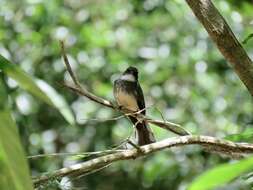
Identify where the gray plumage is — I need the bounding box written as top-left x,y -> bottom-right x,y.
113,66 -> 155,145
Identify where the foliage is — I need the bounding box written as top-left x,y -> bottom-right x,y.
189,156 -> 253,190
0,55 -> 74,124
242,33 -> 253,44
0,76 -> 33,190
0,0 -> 253,189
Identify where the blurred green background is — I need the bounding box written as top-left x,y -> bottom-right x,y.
0,0 -> 253,189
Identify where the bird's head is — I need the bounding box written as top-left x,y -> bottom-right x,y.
121,66 -> 139,81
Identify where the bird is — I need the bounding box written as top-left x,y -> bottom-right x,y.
113,66 -> 155,145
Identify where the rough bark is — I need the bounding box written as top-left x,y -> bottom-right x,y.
186,0 -> 253,96
33,135 -> 253,187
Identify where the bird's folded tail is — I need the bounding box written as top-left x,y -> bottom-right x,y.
129,117 -> 155,145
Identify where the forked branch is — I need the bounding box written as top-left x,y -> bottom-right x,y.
59,41 -> 190,136
33,135 -> 253,187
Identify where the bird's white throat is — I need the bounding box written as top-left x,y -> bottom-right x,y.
120,74 -> 136,82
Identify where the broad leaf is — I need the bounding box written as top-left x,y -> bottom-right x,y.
36,79 -> 75,125
188,156 -> 253,190
0,55 -> 74,125
225,128 -> 253,143
0,77 -> 33,190
0,111 -> 34,190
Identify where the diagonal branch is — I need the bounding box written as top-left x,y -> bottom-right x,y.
185,0 -> 253,96
60,41 -> 80,87
33,135 -> 253,187
63,82 -> 189,135
60,41 -> 190,136
62,83 -> 114,108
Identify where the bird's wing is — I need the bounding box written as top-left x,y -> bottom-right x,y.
134,82 -> 146,115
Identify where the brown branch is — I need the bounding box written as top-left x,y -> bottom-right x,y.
62,83 -> 190,135
27,150 -> 124,159
60,42 -> 190,136
33,135 -> 253,187
62,83 -> 114,109
185,0 -> 253,96
60,41 -> 80,87
65,83 -> 190,135
147,119 -> 189,135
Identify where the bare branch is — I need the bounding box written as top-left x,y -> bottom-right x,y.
62,83 -> 190,135
33,135 -> 253,187
146,119 -> 190,135
27,150 -> 124,159
60,41 -> 80,87
59,41 -> 190,136
185,0 -> 253,96
62,83 -> 114,109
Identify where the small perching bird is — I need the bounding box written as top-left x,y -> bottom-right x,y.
113,66 -> 155,145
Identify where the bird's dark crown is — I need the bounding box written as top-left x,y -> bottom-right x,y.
123,66 -> 139,79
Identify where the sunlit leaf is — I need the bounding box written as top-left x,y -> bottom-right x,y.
0,77 -> 33,190
225,128 -> 253,143
36,79 -> 75,125
188,156 -> 253,190
242,33 -> 253,44
0,111 -> 34,190
0,55 -> 75,125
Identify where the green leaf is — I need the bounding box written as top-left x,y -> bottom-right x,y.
36,79 -> 75,125
188,156 -> 253,190
0,111 -> 34,190
0,76 -> 33,190
0,55 -> 75,125
224,128 -> 253,143
0,74 -> 8,110
242,33 -> 253,44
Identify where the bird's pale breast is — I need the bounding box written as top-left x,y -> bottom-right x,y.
114,89 -> 139,112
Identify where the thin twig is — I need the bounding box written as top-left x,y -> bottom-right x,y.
127,139 -> 143,154
154,107 -> 166,123
62,82 -> 189,135
80,106 -> 151,123
59,163 -> 112,190
73,163 -> 112,180
111,127 -> 135,149
28,150 -> 125,159
62,83 -> 114,108
81,115 -> 125,123
59,41 -> 190,136
60,41 -> 80,87
146,118 -> 190,135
